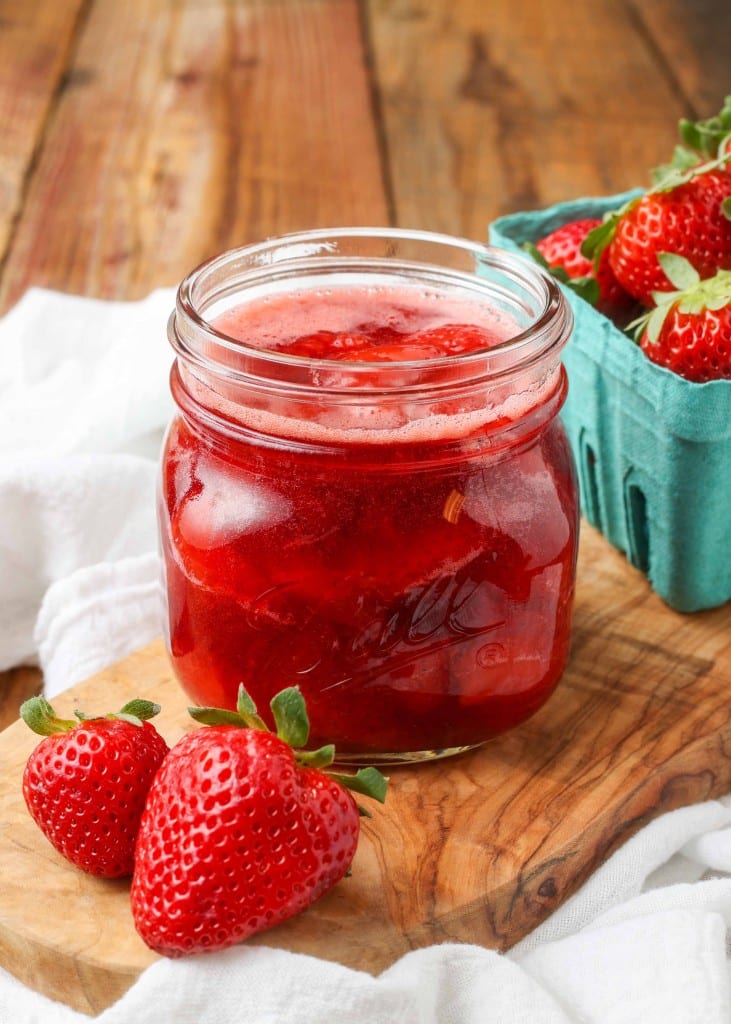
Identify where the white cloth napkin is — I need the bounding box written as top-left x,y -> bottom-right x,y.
0,287 -> 174,693
1,288 -> 731,1024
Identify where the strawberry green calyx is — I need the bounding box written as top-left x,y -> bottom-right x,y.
329,766 -> 389,805
188,683 -> 388,804
270,686 -> 311,748
651,149 -> 731,193
297,744 -> 337,770
110,700 -> 163,724
652,97 -> 731,184
629,254 -> 731,345
651,144 -> 705,185
20,695 -> 161,735
584,149 -> 731,267
20,696 -> 77,736
678,95 -> 731,161
75,700 -> 162,726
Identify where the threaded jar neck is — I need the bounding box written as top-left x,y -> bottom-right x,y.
167,228 -> 573,451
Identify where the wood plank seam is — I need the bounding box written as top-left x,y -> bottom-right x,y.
355,0 -> 398,225
624,0 -> 700,119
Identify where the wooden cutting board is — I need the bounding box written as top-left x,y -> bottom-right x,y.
1,522 -> 730,1014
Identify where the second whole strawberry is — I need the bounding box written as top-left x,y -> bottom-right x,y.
606,168 -> 731,306
630,254 -> 731,382
530,217 -> 635,321
130,685 -> 387,957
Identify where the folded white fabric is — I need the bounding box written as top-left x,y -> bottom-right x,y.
1,288 -> 730,1024
0,287 -> 174,687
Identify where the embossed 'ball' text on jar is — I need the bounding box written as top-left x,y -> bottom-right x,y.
159,228 -> 579,763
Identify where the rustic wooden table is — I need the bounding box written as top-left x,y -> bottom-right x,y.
0,0 -> 729,727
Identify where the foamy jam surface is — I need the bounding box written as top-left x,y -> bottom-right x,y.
187,282 -> 559,444
211,282 -> 517,359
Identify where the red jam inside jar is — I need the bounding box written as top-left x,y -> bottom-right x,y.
160,229 -> 578,762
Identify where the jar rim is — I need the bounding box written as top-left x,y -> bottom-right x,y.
170,227 -> 572,390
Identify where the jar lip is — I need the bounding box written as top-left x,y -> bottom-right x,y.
172,227 -> 572,384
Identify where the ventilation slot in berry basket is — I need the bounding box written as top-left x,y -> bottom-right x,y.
578,431 -> 603,533
624,476 -> 650,575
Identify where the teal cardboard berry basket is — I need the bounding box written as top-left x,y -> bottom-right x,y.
489,191 -> 731,613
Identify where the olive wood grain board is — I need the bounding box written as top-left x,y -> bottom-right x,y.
1,522 -> 730,1014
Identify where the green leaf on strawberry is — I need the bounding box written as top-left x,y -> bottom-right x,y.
580,200 -> 639,267
652,144 -> 705,186
20,696 -> 77,736
271,685 -> 310,749
296,743 -> 337,770
678,95 -> 731,160
186,705 -> 248,727
654,252 -> 701,293
236,684 -> 269,729
116,699 -> 163,722
652,97 -> 731,186
329,765 -> 389,803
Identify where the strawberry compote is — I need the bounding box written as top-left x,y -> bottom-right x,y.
161,230 -> 578,760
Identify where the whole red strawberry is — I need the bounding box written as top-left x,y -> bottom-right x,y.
631,254 -> 731,382
607,168 -> 731,306
130,685 -> 387,957
529,219 -> 634,320
21,697 -> 169,878
537,218 -> 601,274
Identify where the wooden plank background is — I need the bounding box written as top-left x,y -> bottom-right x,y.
0,0 -> 730,726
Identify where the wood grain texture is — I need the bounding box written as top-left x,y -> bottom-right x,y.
0,0 -> 388,314
1,0 -> 731,1011
365,0 -> 727,238
628,0 -> 731,114
1,524 -> 729,1014
0,666 -> 41,731
0,0 -> 389,725
0,0 -> 87,262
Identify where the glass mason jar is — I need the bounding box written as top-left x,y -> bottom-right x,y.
159,228 -> 579,763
